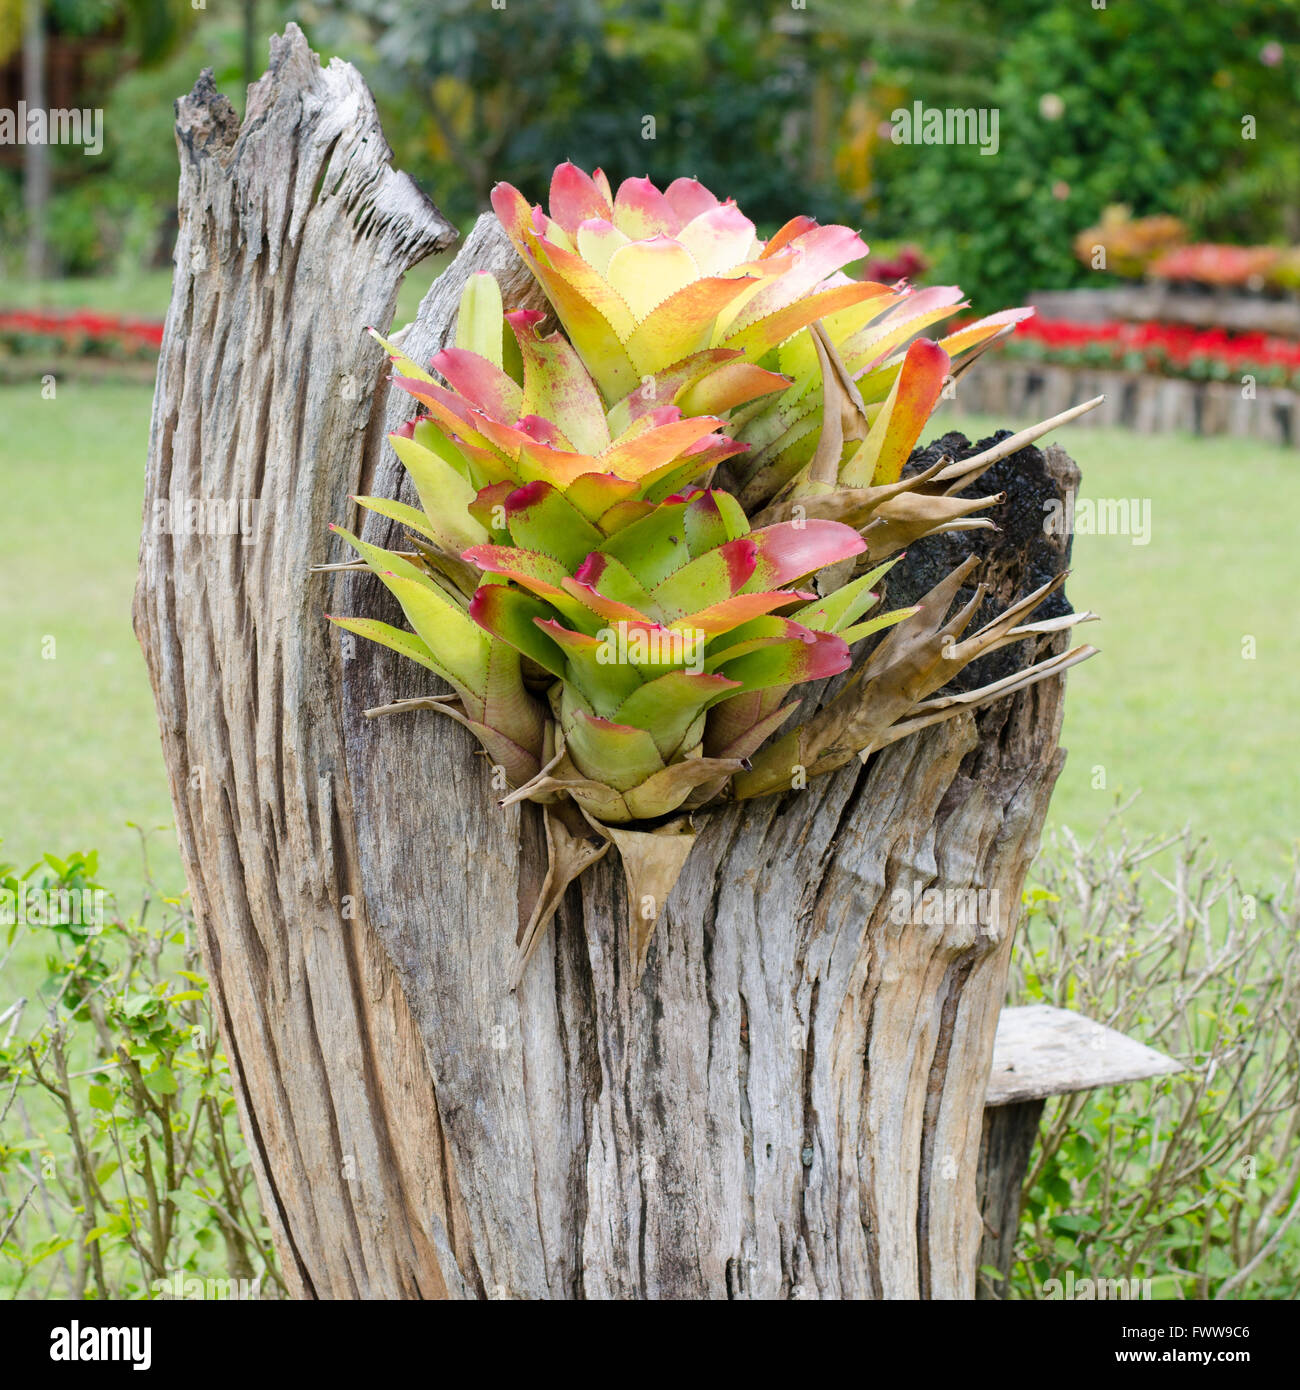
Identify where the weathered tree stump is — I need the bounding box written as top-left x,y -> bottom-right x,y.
134,27 -> 1086,1299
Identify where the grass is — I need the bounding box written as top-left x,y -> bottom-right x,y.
0,382 -> 183,901
0,268 -> 176,318
0,365 -> 1296,959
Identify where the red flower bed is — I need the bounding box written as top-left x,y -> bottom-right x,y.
1005,315 -> 1300,390
0,309 -> 164,363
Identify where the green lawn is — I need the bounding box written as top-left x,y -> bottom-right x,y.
1,374 -> 1296,948
0,382 -> 184,900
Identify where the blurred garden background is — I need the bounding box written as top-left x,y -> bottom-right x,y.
2,0 -> 1299,1299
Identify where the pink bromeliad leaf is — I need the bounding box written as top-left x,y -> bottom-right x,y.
743,519 -> 867,591
463,544 -> 602,631
574,218 -> 630,276
612,175 -> 682,238
712,626 -> 852,694
842,338 -> 951,487
499,480 -> 605,570
663,175 -> 722,223
431,347 -> 523,421
669,590 -> 815,635
763,215 -> 819,256
548,161 -> 615,235
505,310 -> 610,454
675,203 -> 760,276
730,224 -> 870,331
840,285 -> 968,376
599,414 -> 730,480
649,538 -> 759,620
561,577 -> 653,628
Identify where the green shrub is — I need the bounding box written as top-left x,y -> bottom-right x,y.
873,0 -> 1300,306
0,837 -> 281,1299
1003,814 -> 1300,1300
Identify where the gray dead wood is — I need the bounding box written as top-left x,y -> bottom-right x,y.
986,1004 -> 1182,1107
975,1099 -> 1046,1301
137,25 -> 1085,1299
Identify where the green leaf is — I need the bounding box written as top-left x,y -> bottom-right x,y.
541,621 -> 642,713
366,327 -> 435,384
611,670 -> 738,759
573,553 -> 653,611
600,502 -> 692,589
1049,1213 -> 1100,1234
387,435 -> 487,552
329,525 -> 432,589
383,573 -> 493,696
32,1237 -> 74,1265
144,1067 -> 178,1096
351,493 -> 438,542
503,482 -> 605,570
328,615 -> 448,680
562,701 -> 665,792
683,490 -> 749,558
468,586 -> 567,680
413,417 -> 476,484
88,1084 -> 115,1111
651,544 -> 752,622
839,605 -> 917,646
794,559 -> 898,632
455,271 -> 505,368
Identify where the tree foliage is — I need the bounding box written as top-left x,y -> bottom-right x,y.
868,0 -> 1300,304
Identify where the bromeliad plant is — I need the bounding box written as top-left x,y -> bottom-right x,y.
327,164 -> 1101,983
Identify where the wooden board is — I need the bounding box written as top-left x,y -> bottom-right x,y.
986,1004 -> 1181,1107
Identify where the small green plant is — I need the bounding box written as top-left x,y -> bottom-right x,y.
0,836 -> 281,1300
